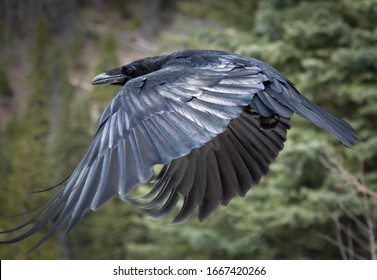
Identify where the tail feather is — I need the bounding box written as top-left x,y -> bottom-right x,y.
264,80 -> 358,148
298,95 -> 358,148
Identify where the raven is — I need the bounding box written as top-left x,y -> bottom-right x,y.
0,50 -> 357,250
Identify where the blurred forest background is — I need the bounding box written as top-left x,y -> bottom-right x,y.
0,0 -> 376,260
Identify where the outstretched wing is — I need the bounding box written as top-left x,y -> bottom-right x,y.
126,114 -> 291,223
0,61 -> 270,249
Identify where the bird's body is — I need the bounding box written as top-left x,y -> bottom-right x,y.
0,50 -> 358,250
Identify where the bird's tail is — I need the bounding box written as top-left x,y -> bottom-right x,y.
264,81 -> 358,148
295,94 -> 358,148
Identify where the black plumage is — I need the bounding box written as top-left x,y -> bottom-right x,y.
0,50 -> 358,250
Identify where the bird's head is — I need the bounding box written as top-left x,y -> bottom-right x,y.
91,55 -> 169,86
91,62 -> 145,86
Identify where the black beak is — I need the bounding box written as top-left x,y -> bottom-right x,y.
91,67 -> 126,85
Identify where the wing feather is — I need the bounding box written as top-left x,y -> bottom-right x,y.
135,114 -> 290,222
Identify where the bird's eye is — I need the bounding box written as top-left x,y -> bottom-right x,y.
123,67 -> 134,75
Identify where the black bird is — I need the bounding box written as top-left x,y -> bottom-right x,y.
0,50 -> 357,250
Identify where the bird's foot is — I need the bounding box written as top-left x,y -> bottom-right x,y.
259,114 -> 280,130
242,107 -> 280,130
